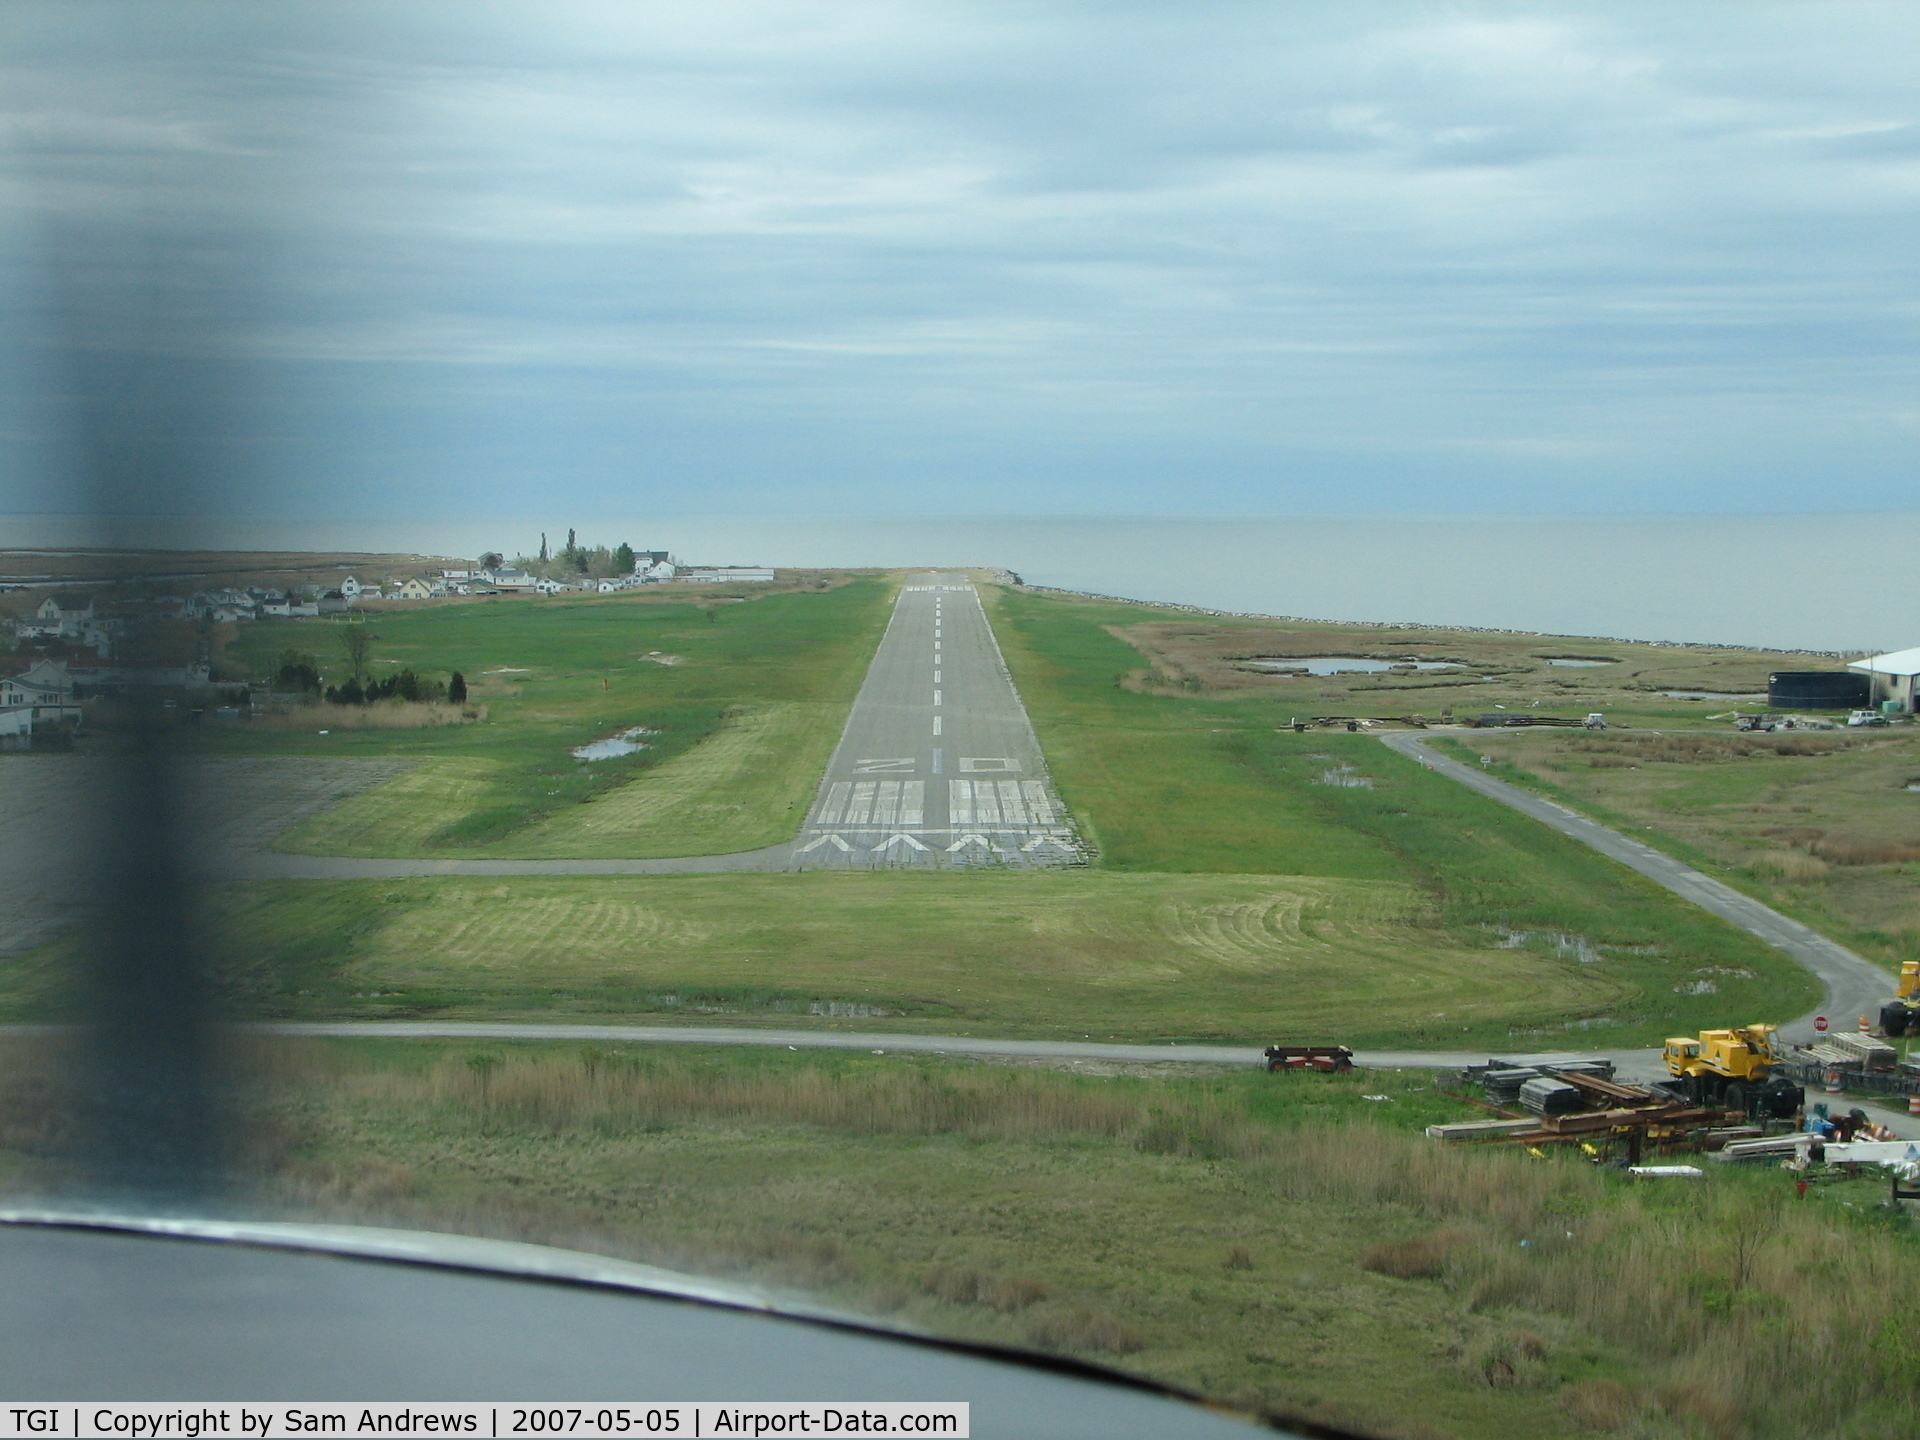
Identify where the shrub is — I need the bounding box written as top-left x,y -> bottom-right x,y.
1361,1230 -> 1458,1279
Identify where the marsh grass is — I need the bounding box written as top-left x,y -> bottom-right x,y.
3,1037 -> 1917,1437
1459,726 -> 1920,978
243,1046 -> 1920,1437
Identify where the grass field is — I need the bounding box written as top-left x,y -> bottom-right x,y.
7,1038 -> 1910,1440
208,578 -> 890,857
981,587 -> 1818,1040
0,582 -> 1813,1045
0,864 -> 1803,1047
1430,729 -> 1920,978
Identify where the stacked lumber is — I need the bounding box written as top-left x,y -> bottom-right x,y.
1425,1118 -> 1542,1142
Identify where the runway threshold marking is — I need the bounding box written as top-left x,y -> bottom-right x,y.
796,834 -> 855,853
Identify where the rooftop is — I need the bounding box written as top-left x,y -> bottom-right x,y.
1848,647 -> 1920,677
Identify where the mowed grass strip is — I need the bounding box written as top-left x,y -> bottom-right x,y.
280,702 -> 841,859
213,577 -> 890,858
983,586 -> 1818,1041
0,869 -> 1778,1046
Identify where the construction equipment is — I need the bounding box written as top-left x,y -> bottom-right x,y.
1878,961 -> 1920,1037
1264,1045 -> 1354,1073
1662,1025 -> 1805,1117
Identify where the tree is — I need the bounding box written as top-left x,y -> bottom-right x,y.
326,677 -> 365,705
274,648 -> 321,692
339,626 -> 372,682
448,671 -> 467,705
479,551 -> 504,571
538,533 -> 549,563
613,542 -> 635,574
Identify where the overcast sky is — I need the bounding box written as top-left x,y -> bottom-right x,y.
3,1 -> 1916,521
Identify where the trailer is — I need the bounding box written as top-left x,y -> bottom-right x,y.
1264,1045 -> 1355,1073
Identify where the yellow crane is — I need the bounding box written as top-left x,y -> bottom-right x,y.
1879,961 -> 1920,1037
1662,1024 -> 1803,1116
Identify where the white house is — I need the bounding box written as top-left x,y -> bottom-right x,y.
1,659 -> 82,723
481,568 -> 537,591
1848,648 -> 1920,714
34,593 -> 94,628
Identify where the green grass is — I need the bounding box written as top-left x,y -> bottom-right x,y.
209,579 -> 891,857
11,1038 -> 1910,1440
985,588 -> 1819,1040
0,866 -> 1803,1048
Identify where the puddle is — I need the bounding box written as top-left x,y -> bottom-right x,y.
485,667 -> 531,673
1246,657 -> 1393,675
1673,980 -> 1719,995
1317,764 -> 1375,789
1499,929 -> 1603,963
1664,691 -> 1768,701
572,726 -> 660,761
1543,658 -> 1613,668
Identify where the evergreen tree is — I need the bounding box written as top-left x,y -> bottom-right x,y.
448,671 -> 467,705
539,533 -> 549,563
613,542 -> 635,574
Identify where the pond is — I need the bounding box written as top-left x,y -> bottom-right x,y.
572,726 -> 659,761
1543,658 -> 1614,667
1663,691 -> 1768,701
1244,656 -> 1460,676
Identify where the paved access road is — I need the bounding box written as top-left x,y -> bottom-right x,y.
792,572 -> 1079,868
1379,731 -> 1891,1045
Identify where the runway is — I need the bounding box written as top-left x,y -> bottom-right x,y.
791,573 -> 1083,869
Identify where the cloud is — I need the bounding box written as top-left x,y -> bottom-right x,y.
1,0 -> 1915,517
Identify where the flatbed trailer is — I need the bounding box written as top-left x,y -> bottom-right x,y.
1264,1045 -> 1355,1073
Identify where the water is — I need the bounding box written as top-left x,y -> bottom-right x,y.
572,727 -> 657,761
1546,658 -> 1613,668
1243,657 -> 1459,675
12,512 -> 1917,652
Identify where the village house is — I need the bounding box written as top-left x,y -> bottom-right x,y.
34,594 -> 94,630
0,659 -> 83,734
394,578 -> 437,600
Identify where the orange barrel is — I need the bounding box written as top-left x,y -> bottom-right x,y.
1860,1014 -> 1873,1033
1909,1095 -> 1920,1117
1823,1070 -> 1844,1093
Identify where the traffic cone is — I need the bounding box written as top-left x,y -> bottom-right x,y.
1860,1014 -> 1872,1033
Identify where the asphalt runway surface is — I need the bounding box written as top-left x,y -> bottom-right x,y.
1379,731 -> 1892,1046
791,572 -> 1080,869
